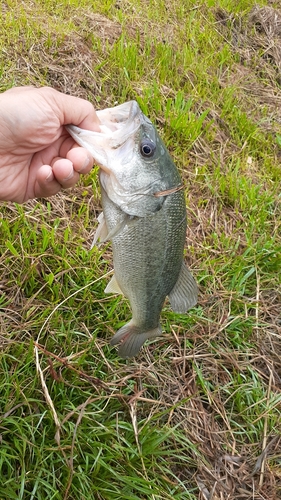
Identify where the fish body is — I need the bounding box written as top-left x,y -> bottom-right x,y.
67,101 -> 198,358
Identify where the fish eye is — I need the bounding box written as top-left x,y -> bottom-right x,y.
140,139 -> 156,158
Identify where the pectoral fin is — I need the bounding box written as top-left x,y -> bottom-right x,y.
104,274 -> 124,295
169,262 -> 198,313
92,213 -> 137,248
91,212 -> 108,248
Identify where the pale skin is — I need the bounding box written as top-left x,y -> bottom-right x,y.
0,86 -> 101,203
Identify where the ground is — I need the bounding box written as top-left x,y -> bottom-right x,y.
0,1 -> 281,499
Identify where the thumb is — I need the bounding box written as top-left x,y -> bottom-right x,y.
43,87 -> 101,131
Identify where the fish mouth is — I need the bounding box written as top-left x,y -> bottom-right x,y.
104,100 -> 142,149
97,100 -> 140,130
66,101 -> 143,168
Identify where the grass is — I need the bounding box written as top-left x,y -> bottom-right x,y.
0,0 -> 281,499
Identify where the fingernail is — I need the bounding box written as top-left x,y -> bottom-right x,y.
80,156 -> 91,172
46,171 -> 54,182
63,169 -> 74,181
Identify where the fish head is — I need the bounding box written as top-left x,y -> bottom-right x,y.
67,101 -> 182,217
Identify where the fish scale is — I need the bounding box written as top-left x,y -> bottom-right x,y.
101,185 -> 185,330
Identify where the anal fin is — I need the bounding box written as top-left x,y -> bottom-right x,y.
104,274 -> 124,295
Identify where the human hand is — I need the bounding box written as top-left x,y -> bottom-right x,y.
0,86 -> 101,203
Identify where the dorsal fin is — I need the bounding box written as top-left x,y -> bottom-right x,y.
168,262 -> 198,313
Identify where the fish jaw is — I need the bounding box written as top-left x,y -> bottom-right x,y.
67,101 -> 180,217
110,321 -> 162,358
66,101 -> 142,168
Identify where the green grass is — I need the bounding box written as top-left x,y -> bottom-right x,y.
1,0 -> 281,499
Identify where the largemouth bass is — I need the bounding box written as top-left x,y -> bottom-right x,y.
67,101 -> 198,358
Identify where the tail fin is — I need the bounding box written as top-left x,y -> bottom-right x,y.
110,322 -> 161,358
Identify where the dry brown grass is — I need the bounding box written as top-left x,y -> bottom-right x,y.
216,5 -> 281,132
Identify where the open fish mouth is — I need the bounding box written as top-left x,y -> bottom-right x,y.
66,101 -> 143,166
67,100 -> 185,216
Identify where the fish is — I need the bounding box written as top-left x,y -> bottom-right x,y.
66,100 -> 198,358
